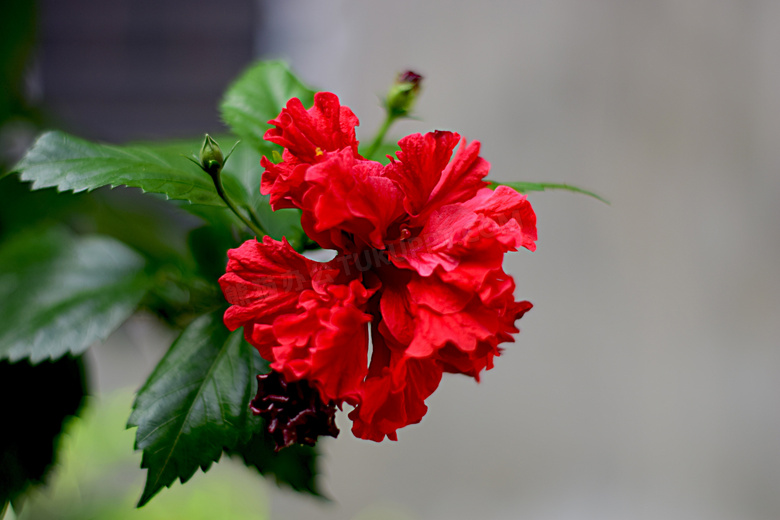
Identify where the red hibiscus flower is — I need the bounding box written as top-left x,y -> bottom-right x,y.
219,92 -> 537,447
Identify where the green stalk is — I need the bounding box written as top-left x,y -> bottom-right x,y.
363,113 -> 398,160
211,174 -> 266,237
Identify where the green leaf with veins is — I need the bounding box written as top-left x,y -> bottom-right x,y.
7,131 -> 225,206
0,227 -> 152,363
128,311 -> 264,507
220,60 -> 315,154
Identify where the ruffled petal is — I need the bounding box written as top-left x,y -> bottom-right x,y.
219,236 -> 375,403
261,92 -> 362,213
220,236 -> 315,333
389,185 -> 537,278
298,149 -> 405,251
424,138 -> 491,216
260,153 -> 308,209
271,280 -> 374,402
461,186 -> 538,252
264,92 -> 360,163
385,132 -> 490,222
349,321 -> 443,441
438,299 -> 533,379
376,263 -> 531,375
385,131 -> 461,217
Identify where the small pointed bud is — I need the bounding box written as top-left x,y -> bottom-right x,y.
385,70 -> 423,117
199,134 -> 224,176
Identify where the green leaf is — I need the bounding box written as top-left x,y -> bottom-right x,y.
7,131 -> 225,206
186,225 -> 236,283
0,356 -> 86,509
128,311 -> 263,507
488,180 -> 610,204
228,422 -> 326,498
220,61 -> 316,154
0,227 -> 152,363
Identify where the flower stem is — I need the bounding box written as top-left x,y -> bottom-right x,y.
363,113 -> 398,160
211,174 -> 266,237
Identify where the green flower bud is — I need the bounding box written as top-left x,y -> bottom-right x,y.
199,134 -> 224,176
385,70 -> 423,117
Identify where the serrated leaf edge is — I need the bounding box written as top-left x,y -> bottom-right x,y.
129,321 -> 249,507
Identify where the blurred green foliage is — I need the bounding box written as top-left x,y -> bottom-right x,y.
10,392 -> 270,520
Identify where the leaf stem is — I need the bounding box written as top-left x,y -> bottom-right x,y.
363,113 -> 398,160
211,175 -> 266,237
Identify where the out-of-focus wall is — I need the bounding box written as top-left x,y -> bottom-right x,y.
38,0 -> 256,141
257,1 -> 780,519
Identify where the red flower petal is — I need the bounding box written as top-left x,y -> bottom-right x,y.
349,322 -> 443,441
219,237 -> 376,403
389,186 -> 537,278
260,154 -> 309,209
425,138 -> 490,218
264,92 -> 360,163
370,262 -> 528,384
386,131 -> 490,221
298,149 -> 405,251
272,280 -> 373,402
220,236 -> 315,332
386,131 -> 461,217
461,186 -> 538,252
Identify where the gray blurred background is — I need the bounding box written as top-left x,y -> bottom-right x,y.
31,1 -> 780,519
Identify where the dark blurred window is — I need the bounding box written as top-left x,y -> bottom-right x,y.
38,0 -> 256,142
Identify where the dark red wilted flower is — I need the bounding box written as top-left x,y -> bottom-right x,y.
250,371 -> 339,451
220,92 -> 537,446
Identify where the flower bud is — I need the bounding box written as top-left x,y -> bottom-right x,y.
385,70 -> 423,117
199,134 -> 224,176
